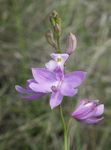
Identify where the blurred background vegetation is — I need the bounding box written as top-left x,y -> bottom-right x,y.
0,0 -> 111,149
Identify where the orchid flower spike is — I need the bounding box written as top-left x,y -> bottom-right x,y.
66,33 -> 77,55
45,53 -> 69,72
71,99 -> 104,124
29,68 -> 87,109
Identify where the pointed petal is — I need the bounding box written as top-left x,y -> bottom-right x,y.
32,68 -> 57,83
23,93 -> 46,100
27,79 -> 36,84
15,85 -> 32,94
85,117 -> 103,124
72,71 -> 87,81
64,71 -> 87,88
26,79 -> 37,89
29,82 -> 52,93
50,91 -> 63,109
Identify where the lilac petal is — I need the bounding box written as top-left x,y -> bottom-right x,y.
27,79 -> 36,84
23,93 -> 46,100
94,104 -> 104,116
75,99 -> 88,109
26,79 -> 36,89
50,90 -> 63,109
61,82 -> 78,96
15,85 -> 32,94
78,109 -> 96,120
55,67 -> 64,80
32,68 -> 57,84
59,54 -> 69,63
72,102 -> 94,117
46,60 -> 64,80
29,82 -> 52,93
64,71 -> 87,88
45,60 -> 57,71
84,117 -> 103,124
72,71 -> 87,80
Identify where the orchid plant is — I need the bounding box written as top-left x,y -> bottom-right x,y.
15,11 -> 104,150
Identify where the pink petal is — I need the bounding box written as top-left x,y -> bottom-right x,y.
23,93 -> 46,100
61,82 -> 78,96
45,60 -> 57,71
94,104 -> 104,116
50,91 -> 63,109
29,82 -> 52,93
32,68 -> 57,84
15,85 -> 32,94
64,71 -> 87,88
72,101 -> 94,117
84,117 -> 103,124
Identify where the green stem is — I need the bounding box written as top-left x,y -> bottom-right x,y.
57,37 -> 61,53
59,105 -> 68,150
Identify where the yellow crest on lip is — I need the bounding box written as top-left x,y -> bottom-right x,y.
57,58 -> 62,63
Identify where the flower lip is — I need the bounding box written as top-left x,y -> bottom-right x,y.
45,54 -> 65,72
57,57 -> 62,63
51,53 -> 69,66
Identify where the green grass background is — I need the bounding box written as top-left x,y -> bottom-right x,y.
0,0 -> 111,149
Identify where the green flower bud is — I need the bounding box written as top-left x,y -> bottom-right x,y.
45,30 -> 57,49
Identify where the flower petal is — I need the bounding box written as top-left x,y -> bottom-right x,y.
72,101 -> 94,117
15,85 -> 32,94
51,53 -> 69,64
84,117 -> 103,124
64,71 -> 87,88
45,60 -> 57,71
32,68 -> 57,84
61,82 -> 78,96
23,93 -> 46,100
55,67 -> 64,80
94,104 -> 104,116
29,82 -> 52,93
78,109 -> 95,120
50,91 -> 63,109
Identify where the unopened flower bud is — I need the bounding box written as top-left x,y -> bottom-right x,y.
72,99 -> 104,124
45,30 -> 57,49
52,10 -> 58,18
50,10 -> 58,26
66,33 -> 77,55
50,10 -> 61,29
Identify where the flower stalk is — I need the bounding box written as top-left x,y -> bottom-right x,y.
59,105 -> 68,150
